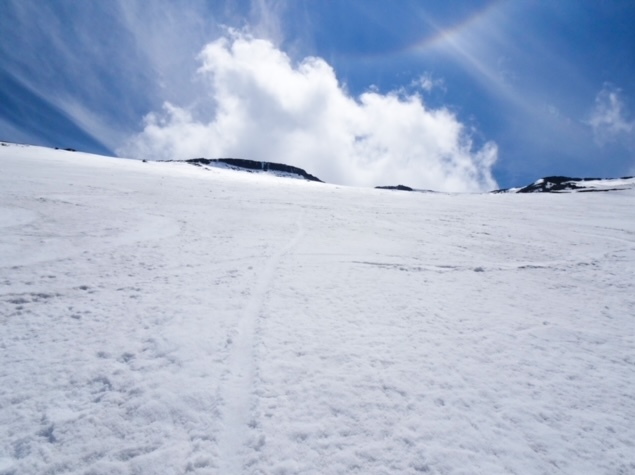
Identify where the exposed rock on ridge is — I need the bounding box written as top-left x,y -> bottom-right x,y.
494,176 -> 635,193
375,184 -> 438,193
185,158 -> 323,182
375,185 -> 414,191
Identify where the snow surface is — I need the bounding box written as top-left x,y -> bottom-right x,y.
1,143 -> 635,475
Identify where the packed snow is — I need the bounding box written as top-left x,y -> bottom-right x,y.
1,143 -> 634,475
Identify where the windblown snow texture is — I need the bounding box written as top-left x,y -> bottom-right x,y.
1,143 -> 635,475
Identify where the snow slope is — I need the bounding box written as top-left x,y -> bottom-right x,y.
1,143 -> 635,475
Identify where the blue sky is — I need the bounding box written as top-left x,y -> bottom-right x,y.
1,1 -> 634,190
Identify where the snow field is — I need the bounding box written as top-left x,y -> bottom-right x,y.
1,145 -> 634,474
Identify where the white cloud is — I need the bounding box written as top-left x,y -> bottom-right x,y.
119,33 -> 498,192
587,84 -> 634,147
413,73 -> 445,93
248,0 -> 286,46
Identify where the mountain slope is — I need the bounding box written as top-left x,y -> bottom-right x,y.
1,143 -> 635,475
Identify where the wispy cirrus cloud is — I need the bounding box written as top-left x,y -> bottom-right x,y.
119,33 -> 498,192
1,0 -> 281,152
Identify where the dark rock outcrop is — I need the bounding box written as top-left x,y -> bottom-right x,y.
518,176 -> 598,193
185,158 -> 323,182
493,175 -> 635,193
375,185 -> 414,191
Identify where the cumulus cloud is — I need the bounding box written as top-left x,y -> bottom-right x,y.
119,33 -> 498,192
587,84 -> 634,147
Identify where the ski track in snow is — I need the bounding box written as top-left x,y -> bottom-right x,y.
1,145 -> 635,475
217,216 -> 305,473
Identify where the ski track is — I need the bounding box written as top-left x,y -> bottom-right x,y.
217,216 -> 305,474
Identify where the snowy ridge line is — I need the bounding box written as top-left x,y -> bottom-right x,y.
493,175 -> 635,193
217,215 -> 305,474
182,158 -> 324,183
4,141 -> 635,194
